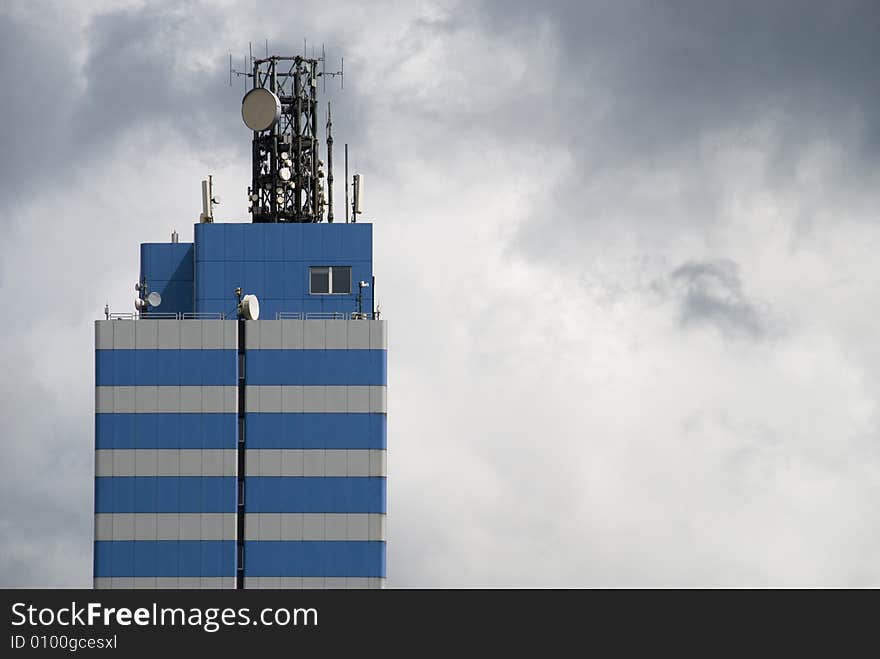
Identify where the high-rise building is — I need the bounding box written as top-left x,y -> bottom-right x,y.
93,53 -> 387,589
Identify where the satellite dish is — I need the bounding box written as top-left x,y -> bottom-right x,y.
242,88 -> 281,132
239,294 -> 260,320
146,291 -> 162,307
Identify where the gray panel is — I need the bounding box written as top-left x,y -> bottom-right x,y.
302,450 -> 325,477
223,386 -> 238,413
282,385 -> 303,412
245,385 -> 259,412
280,450 -> 304,476
179,450 -> 202,476
114,386 -> 135,413
324,514 -> 347,540
346,386 -> 370,413
157,321 -> 180,349
324,577 -> 347,589
241,386 -> 383,413
156,577 -> 179,588
368,514 -> 386,541
200,513 -> 223,540
280,513 -> 304,540
223,512 -> 236,540
202,320 -> 224,349
302,386 -> 325,412
179,321 -> 202,349
369,386 -> 387,414
281,320 -> 304,349
157,450 -> 180,476
135,386 -> 158,413
324,450 -> 348,477
112,450 -> 135,476
94,577 -> 111,589
224,449 -> 237,478
111,513 -> 134,541
347,514 -> 369,541
222,321 -> 238,350
96,386 -> 113,412
303,320 -> 325,349
201,449 -> 226,476
245,450 -> 259,477
157,514 -> 179,539
245,321 -> 260,350
113,321 -> 135,349
369,450 -> 387,477
245,514 -> 259,541
347,321 -> 371,349
134,513 -> 158,541
178,386 -> 202,413
345,578 -> 371,589
301,577 -> 326,589
347,450 -> 370,477
201,386 -> 223,413
259,321 -> 282,349
302,514 -> 325,540
110,577 -> 134,589
132,577 -> 158,589
325,321 -> 347,349
135,449 -> 158,476
135,320 -> 158,349
156,386 -> 181,413
370,320 -> 387,350
280,577 -> 304,588
95,321 -> 113,350
325,387 -> 347,413
178,514 -> 201,540
259,448 -> 281,477
258,513 -> 281,540
259,385 -> 282,414
94,514 -> 113,541
177,578 -> 202,589
95,451 -> 112,477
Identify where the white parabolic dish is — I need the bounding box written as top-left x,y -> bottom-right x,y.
240,294 -> 260,320
241,88 -> 281,132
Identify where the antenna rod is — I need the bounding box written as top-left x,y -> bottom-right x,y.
326,102 -> 334,223
344,143 -> 349,223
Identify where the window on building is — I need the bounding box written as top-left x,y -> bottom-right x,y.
309,266 -> 351,294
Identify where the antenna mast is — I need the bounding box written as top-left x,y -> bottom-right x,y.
326,102 -> 334,223
233,46 -> 343,223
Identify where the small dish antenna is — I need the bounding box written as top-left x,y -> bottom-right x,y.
239,294 -> 260,320
242,87 -> 281,132
146,292 -> 162,307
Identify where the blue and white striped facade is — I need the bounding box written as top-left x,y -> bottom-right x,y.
94,223 -> 386,589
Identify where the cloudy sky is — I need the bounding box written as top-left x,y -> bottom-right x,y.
2,0 -> 880,587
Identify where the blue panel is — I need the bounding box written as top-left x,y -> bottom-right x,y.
245,477 -> 386,513
244,413 -> 386,449
95,477 -> 236,512
244,541 -> 385,577
140,243 -> 194,315
193,223 -> 373,316
94,541 -> 236,577
245,350 -> 386,385
95,350 -> 236,385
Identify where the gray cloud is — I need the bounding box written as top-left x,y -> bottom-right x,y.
669,259 -> 764,338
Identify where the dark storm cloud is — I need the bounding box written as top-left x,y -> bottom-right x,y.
669,259 -> 764,338
470,1 -> 880,257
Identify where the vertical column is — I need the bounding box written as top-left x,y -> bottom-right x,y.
236,319 -> 246,589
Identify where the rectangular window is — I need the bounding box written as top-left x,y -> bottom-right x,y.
331,266 -> 351,294
310,266 -> 351,295
310,267 -> 330,294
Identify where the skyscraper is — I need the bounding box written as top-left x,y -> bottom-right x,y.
93,52 -> 387,589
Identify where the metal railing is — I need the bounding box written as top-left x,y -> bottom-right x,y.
104,311 -> 226,320
276,311 -> 380,320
